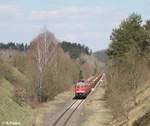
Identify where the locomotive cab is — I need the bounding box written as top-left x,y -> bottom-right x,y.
75,80 -> 88,98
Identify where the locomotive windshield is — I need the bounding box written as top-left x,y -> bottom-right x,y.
76,80 -> 85,86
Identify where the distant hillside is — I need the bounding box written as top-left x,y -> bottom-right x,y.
59,41 -> 105,77
78,54 -> 105,78
59,41 -> 92,59
94,50 -> 108,63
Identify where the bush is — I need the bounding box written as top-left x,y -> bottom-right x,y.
106,54 -> 149,120
13,87 -> 27,106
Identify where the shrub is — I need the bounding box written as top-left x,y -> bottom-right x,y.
13,87 -> 27,106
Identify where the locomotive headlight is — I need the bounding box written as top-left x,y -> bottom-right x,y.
91,88 -> 94,92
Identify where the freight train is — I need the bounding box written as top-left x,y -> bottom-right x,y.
74,73 -> 103,99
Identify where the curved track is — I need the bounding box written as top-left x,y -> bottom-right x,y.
52,100 -> 84,126
51,73 -> 104,126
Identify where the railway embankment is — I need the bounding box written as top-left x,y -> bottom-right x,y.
108,79 -> 150,126
79,78 -> 113,126
79,77 -> 150,126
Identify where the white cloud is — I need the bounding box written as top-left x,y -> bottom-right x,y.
0,3 -> 135,50
29,6 -> 115,22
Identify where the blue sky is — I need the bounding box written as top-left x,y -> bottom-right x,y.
0,0 -> 150,51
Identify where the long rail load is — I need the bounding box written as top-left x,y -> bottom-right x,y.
74,73 -> 103,99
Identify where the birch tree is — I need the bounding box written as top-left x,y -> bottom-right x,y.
29,29 -> 57,102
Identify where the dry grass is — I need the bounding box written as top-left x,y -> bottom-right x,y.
79,80 -> 113,126
33,90 -> 73,126
107,78 -> 150,126
127,80 -> 150,126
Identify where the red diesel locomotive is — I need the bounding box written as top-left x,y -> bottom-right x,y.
74,74 -> 103,98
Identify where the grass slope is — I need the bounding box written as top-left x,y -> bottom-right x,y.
1,64 -> 30,87
108,79 -> 150,126
133,110 -> 150,126
0,68 -> 33,126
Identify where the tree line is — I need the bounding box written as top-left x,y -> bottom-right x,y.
0,42 -> 28,51
60,41 -> 92,59
0,41 -> 92,60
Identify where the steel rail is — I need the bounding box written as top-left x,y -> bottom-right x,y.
62,100 -> 84,126
52,100 -> 78,126
52,73 -> 104,126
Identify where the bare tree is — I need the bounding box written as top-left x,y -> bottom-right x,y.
106,51 -> 148,122
29,29 -> 57,102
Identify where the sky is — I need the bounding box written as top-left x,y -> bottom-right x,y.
0,0 -> 150,51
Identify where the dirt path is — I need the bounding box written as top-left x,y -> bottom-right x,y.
79,81 -> 113,126
42,97 -> 86,126
43,99 -> 74,126
33,91 -> 74,126
34,91 -> 85,126
49,99 -> 84,126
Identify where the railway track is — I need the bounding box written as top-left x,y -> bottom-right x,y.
50,73 -> 104,126
51,99 -> 84,126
